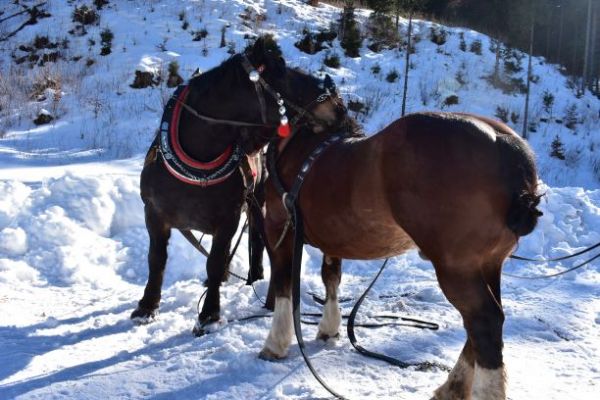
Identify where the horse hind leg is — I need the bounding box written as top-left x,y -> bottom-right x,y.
131,206 -> 171,322
434,341 -> 475,400
317,255 -> 342,341
434,265 -> 506,400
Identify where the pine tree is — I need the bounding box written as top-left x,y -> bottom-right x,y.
366,0 -> 391,14
550,135 -> 566,160
564,103 -> 578,130
339,2 -> 362,58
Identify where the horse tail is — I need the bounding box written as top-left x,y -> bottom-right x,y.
498,135 -> 543,237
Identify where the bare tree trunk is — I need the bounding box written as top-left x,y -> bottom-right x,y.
523,6 -> 535,140
308,0 -> 319,6
401,11 -> 413,117
545,7 -> 553,57
582,0 -> 593,93
573,22 -> 581,78
589,1 -> 598,93
557,2 -> 564,63
339,1 -> 355,43
494,41 -> 501,78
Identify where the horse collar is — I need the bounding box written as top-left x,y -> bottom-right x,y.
158,84 -> 244,187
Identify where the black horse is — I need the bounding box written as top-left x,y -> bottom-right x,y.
131,37 -> 344,334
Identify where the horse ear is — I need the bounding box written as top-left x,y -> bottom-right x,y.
324,74 -> 336,93
246,35 -> 285,76
245,37 -> 266,66
252,37 -> 265,57
277,56 -> 286,70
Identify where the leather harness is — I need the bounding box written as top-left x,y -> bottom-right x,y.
149,83 -> 257,189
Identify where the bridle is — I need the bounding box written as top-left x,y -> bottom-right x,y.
155,52 -> 341,187
239,54 -> 340,137
169,53 -> 339,137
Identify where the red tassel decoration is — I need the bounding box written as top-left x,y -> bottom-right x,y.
277,123 -> 291,137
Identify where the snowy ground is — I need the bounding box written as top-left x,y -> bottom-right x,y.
1,1 -> 599,399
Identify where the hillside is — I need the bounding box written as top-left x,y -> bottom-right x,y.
0,1 -> 599,399
1,0 -> 599,186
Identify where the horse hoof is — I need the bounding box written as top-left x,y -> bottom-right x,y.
130,307 -> 158,324
192,316 -> 227,337
192,323 -> 207,337
316,331 -> 340,342
258,347 -> 286,361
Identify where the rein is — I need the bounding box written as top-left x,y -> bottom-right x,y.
171,95 -> 273,128
504,242 -> 600,279
266,134 -> 443,400
510,240 -> 600,262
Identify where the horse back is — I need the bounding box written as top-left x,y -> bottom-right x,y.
377,112 -> 540,264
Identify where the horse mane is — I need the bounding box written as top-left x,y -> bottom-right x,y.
188,54 -> 243,94
342,115 -> 365,138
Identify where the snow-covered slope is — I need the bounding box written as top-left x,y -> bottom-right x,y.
1,1 -> 599,399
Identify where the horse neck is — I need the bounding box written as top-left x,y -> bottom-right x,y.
177,77 -> 274,160
178,113 -> 240,161
277,127 -> 336,184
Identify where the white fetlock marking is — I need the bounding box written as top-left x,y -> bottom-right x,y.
262,297 -> 293,358
471,363 -> 506,400
317,297 -> 341,338
434,352 -> 474,400
194,316 -> 227,334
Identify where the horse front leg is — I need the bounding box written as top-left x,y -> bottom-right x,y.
194,215 -> 239,335
247,187 -> 266,285
317,255 -> 342,341
131,206 -> 171,321
434,265 -> 506,400
259,228 -> 294,360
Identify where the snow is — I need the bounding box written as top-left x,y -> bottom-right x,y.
0,1 -> 599,399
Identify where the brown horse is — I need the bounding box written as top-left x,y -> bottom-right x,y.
261,109 -> 541,399
132,37 -> 344,334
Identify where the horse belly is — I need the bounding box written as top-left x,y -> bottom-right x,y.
321,225 -> 417,260
303,196 -> 416,260
141,162 -> 244,233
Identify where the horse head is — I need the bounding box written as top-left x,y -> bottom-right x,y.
243,36 -> 348,137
